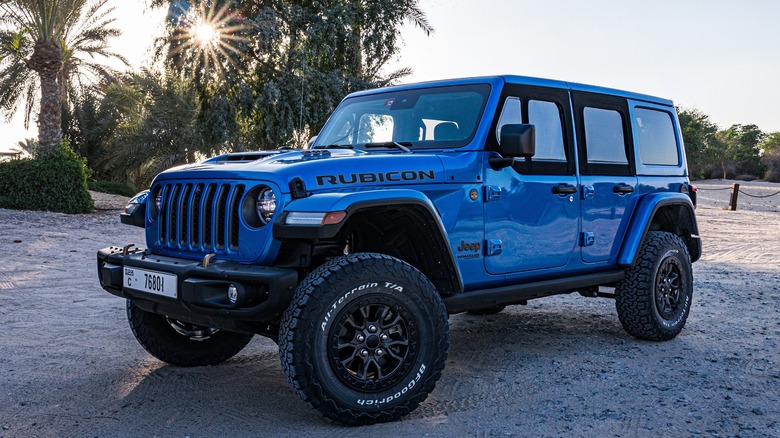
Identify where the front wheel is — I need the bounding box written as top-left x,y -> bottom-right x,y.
615,231 -> 693,341
126,301 -> 253,367
279,253 -> 449,425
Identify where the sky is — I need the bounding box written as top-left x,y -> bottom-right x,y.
2,0 -> 780,152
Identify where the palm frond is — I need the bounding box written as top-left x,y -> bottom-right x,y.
403,2 -> 434,36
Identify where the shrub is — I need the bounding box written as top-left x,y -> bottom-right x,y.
0,142 -> 94,214
762,150 -> 780,183
88,180 -> 138,197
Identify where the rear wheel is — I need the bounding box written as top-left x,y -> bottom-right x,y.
279,253 -> 449,425
126,300 -> 253,367
615,232 -> 693,341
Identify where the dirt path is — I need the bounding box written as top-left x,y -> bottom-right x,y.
0,182 -> 778,437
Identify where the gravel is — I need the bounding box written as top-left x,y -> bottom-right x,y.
0,181 -> 778,437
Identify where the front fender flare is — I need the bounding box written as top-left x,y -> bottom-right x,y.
274,189 -> 440,238
273,189 -> 463,291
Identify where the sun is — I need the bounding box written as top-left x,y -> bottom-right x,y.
192,20 -> 219,47
167,1 -> 249,79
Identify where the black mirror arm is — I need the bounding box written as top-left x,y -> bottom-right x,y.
488,156 -> 515,170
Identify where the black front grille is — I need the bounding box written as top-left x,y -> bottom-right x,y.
155,182 -> 245,253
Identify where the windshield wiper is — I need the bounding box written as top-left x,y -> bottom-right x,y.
313,144 -> 354,149
364,141 -> 413,152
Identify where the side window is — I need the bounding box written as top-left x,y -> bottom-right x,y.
496,97 -> 522,143
491,87 -> 574,175
634,108 -> 679,166
528,100 -> 565,162
583,107 -> 628,164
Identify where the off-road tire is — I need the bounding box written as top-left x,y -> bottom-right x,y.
126,300 -> 253,367
279,253 -> 449,425
615,231 -> 693,341
467,305 -> 506,315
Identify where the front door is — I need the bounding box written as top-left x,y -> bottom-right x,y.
483,85 -> 580,275
571,91 -> 638,263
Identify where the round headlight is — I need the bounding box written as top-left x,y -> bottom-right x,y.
149,186 -> 162,220
256,187 -> 276,224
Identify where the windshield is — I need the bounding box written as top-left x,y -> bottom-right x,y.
314,84 -> 491,150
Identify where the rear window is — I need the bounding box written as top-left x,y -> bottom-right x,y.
634,108 -> 679,166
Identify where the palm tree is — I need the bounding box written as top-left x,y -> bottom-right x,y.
0,0 -> 127,155
15,137 -> 39,157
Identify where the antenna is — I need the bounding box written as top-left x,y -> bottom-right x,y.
299,50 -> 305,139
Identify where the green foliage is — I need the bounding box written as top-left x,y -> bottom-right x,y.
0,0 -> 127,153
0,141 -> 94,213
760,132 -> 780,154
151,0 -> 432,150
677,107 -> 718,179
68,70 -> 218,188
64,1 -> 432,187
15,138 -> 40,158
715,124 -> 764,178
762,150 -> 780,183
87,180 -> 137,197
677,108 -> 766,180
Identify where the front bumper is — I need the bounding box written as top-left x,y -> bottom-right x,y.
97,246 -> 298,333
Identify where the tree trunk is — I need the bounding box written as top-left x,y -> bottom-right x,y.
28,41 -> 64,155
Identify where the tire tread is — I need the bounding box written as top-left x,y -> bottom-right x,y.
615,231 -> 693,341
279,253 -> 449,425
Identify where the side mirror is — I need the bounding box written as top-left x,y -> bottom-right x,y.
499,124 -> 535,158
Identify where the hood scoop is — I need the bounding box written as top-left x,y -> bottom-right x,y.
210,151 -> 279,164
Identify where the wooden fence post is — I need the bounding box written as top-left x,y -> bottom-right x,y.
727,183 -> 740,211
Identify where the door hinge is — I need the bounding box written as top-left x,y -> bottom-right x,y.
484,186 -> 502,202
581,232 -> 595,247
486,239 -> 503,256
581,185 -> 595,200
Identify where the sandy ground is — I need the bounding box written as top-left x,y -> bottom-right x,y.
0,182 -> 779,437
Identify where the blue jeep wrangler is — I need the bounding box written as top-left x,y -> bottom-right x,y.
97,75 -> 700,425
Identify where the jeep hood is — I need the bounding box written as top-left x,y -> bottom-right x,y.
153,149 -> 447,193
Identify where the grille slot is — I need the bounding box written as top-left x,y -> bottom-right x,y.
156,181 -> 245,254
229,185 -> 245,251
215,184 -> 228,251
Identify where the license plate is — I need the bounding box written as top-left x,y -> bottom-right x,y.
124,267 -> 177,299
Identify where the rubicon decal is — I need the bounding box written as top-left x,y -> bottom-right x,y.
316,170 -> 435,186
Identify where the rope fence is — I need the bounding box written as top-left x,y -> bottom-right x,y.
696,183 -> 780,210
696,186 -> 732,191
739,189 -> 780,199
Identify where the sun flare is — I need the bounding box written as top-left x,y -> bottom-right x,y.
167,1 -> 249,78
192,21 -> 218,47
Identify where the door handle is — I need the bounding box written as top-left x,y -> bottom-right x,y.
552,184 -> 578,195
613,183 -> 635,194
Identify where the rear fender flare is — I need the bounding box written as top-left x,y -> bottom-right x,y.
618,193 -> 701,266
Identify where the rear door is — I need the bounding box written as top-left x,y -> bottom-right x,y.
483,85 -> 579,274
571,92 -> 638,263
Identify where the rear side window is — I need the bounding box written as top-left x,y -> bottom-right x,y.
583,107 -> 628,164
634,108 -> 679,166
